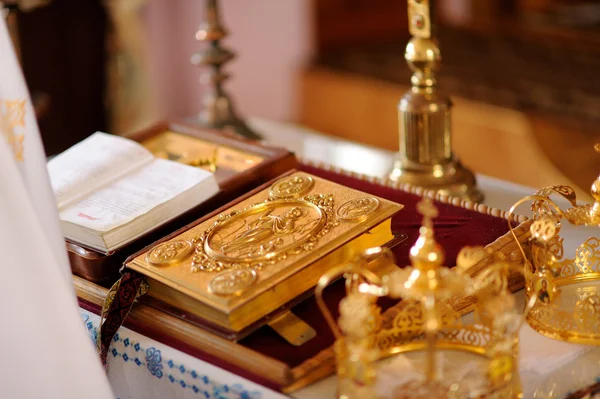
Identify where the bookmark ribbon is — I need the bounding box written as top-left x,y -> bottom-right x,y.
96,271 -> 149,368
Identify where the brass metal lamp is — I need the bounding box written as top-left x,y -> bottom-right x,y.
191,0 -> 261,140
389,0 -> 482,202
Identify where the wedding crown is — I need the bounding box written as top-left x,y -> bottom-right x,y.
316,198 -> 527,399
507,145 -> 600,345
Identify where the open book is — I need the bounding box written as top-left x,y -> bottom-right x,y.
47,132 -> 219,253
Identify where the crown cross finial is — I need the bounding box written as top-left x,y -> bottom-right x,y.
417,198 -> 438,220
410,199 -> 444,270
416,198 -> 438,233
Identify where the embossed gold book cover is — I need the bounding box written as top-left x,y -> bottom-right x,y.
126,172 -> 403,338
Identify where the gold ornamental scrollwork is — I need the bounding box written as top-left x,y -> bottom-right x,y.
531,185 -> 577,219
191,193 -> 339,272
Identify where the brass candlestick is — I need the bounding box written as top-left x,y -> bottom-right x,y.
191,0 -> 261,140
389,0 -> 482,202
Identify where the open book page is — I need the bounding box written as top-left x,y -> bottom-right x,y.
59,158 -> 216,233
47,132 -> 153,208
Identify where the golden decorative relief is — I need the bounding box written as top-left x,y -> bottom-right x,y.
530,216 -> 558,243
574,293 -> 600,332
435,324 -> 494,349
571,237 -> 600,274
391,381 -> 450,399
531,185 -> 577,219
547,234 -> 565,262
455,245 -> 488,271
146,240 -> 193,266
206,201 -> 323,262
191,193 -> 339,272
337,197 -> 380,222
376,299 -> 461,351
208,269 -> 257,296
564,204 -> 598,226
339,292 -> 381,340
269,175 -> 314,199
380,300 -> 426,340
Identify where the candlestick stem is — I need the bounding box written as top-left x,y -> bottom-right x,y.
191,0 -> 261,140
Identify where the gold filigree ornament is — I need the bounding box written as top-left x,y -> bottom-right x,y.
190,175 -> 339,272
507,144 -> 600,345
316,199 -> 531,399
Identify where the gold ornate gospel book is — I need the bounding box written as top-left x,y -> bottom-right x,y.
124,171 -> 403,339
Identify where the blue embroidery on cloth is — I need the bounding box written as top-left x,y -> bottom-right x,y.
80,311 -> 262,398
146,347 -> 164,378
82,313 -> 98,344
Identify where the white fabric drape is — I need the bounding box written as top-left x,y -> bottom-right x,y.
0,14 -> 114,399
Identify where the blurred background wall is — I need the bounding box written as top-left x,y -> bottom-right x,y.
17,0 -> 600,198
142,0 -> 313,123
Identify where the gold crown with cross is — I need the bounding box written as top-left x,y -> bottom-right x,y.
316,198 -> 528,399
506,144 -> 600,345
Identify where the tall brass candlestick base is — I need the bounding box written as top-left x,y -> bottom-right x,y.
389,0 -> 482,202
191,0 -> 261,140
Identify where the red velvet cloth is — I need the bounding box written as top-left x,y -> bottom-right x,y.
238,164 -> 514,368
82,164 -> 517,389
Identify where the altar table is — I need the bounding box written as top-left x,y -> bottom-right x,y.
81,118 -> 599,399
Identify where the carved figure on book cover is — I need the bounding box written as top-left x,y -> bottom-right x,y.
191,193 -> 339,272
207,203 -> 323,261
215,206 -> 309,257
